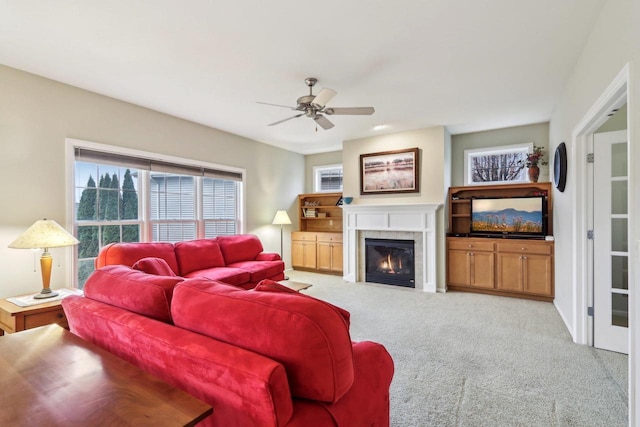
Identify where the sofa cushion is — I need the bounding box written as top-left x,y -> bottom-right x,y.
132,257 -> 177,277
172,279 -> 355,403
84,265 -> 183,323
96,242 -> 179,274
227,260 -> 285,282
216,234 -> 264,264
254,280 -> 351,327
174,239 -> 225,275
183,267 -> 251,286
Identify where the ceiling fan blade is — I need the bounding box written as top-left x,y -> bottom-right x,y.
257,101 -> 297,110
314,115 -> 335,130
312,88 -> 337,108
268,113 -> 304,126
324,107 -> 375,115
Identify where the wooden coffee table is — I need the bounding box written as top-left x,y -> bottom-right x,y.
0,325 -> 212,426
279,280 -> 313,292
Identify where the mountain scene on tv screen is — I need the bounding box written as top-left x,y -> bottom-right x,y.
472,199 -> 543,233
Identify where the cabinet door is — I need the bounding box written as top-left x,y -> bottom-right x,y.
302,242 -> 317,269
523,254 -> 552,296
470,252 -> 495,289
292,241 -> 317,269
448,250 -> 471,286
317,242 -> 332,271
331,243 -> 343,272
496,253 -> 523,292
292,240 -> 305,268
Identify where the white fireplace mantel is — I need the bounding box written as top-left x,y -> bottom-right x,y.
342,203 -> 442,293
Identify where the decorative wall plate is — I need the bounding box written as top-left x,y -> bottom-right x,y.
554,142 -> 567,192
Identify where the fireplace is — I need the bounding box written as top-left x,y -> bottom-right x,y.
365,238 -> 415,288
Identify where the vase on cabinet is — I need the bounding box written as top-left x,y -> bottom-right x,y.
528,165 -> 540,182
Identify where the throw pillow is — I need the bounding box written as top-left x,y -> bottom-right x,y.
132,257 -> 177,276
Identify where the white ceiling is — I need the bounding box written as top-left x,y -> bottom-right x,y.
0,0 -> 605,155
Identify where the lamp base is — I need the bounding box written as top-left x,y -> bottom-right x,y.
33,289 -> 59,299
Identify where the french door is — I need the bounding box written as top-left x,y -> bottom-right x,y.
592,130 -> 629,354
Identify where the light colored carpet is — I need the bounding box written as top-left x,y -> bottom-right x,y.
286,271 -> 629,427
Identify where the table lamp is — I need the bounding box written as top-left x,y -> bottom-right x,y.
9,219 -> 80,299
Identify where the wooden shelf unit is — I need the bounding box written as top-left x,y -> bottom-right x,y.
293,192 -> 343,275
446,182 -> 554,301
298,192 -> 343,233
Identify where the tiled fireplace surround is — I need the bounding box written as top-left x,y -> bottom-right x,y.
342,204 -> 442,292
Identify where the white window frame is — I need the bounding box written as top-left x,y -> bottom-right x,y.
66,138 -> 246,286
463,142 -> 533,185
313,164 -> 343,193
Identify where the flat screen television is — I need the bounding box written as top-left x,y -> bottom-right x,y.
470,196 -> 546,238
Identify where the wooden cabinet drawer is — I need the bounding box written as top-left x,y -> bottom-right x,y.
496,242 -> 552,255
292,232 -> 316,242
24,309 -> 67,330
317,233 -> 343,243
448,239 -> 494,252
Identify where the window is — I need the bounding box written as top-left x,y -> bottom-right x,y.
314,164 -> 343,192
72,142 -> 243,288
463,143 -> 532,185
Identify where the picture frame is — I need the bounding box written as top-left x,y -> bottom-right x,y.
463,142 -> 532,185
360,148 -> 419,195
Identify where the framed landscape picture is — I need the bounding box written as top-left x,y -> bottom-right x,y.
360,148 -> 419,195
463,142 -> 532,185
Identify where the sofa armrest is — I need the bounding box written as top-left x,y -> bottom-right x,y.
63,296 -> 294,427
320,341 -> 394,426
256,252 -> 281,261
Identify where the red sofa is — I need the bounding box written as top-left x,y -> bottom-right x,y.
96,234 -> 284,289
62,266 -> 394,427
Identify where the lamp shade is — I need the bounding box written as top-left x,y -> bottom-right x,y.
272,210 -> 292,225
9,219 -> 79,249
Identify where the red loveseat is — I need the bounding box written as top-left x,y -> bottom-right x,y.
62,266 -> 394,427
96,234 -> 284,289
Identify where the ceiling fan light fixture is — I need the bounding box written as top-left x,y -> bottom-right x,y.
311,88 -> 337,108
260,78 -> 375,130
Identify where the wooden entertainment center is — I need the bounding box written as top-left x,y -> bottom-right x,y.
446,182 -> 554,302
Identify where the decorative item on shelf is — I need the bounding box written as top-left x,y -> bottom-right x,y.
317,212 -> 327,218
336,197 -> 343,206
343,197 -> 353,204
518,146 -> 548,183
9,219 -> 80,299
272,210 -> 292,280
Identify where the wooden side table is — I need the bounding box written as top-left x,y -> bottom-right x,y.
0,324 -> 213,426
0,292 -> 68,336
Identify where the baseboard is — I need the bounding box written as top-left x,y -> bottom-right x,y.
553,299 -> 576,342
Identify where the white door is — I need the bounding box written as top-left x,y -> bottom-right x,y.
593,130 -> 629,354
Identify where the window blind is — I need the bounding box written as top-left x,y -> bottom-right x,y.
75,147 -> 243,181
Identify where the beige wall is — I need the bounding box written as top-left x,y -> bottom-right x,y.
304,150 -> 343,194
451,122 -> 550,186
343,126 -> 448,205
549,0 -> 633,335
342,126 -> 449,288
549,0 -> 639,418
0,65 -> 304,299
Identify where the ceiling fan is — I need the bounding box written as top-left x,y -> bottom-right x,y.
258,77 -> 375,130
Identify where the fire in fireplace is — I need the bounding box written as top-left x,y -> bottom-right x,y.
364,238 -> 415,287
